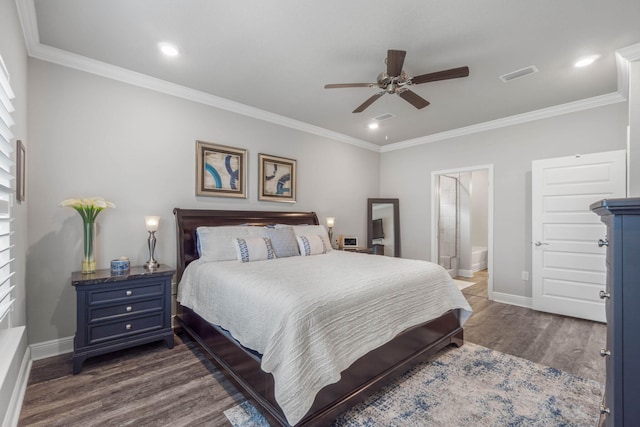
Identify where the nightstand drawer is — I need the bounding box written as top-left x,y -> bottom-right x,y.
89,313 -> 164,344
72,266 -> 175,374
89,297 -> 164,322
89,282 -> 164,304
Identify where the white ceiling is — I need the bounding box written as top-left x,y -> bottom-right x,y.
24,0 -> 640,147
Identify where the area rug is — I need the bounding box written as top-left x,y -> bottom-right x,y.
224,342 -> 603,427
453,278 -> 475,290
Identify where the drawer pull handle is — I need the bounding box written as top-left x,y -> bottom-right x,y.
126,306 -> 132,312
600,348 -> 611,357
599,290 -> 611,300
126,290 -> 133,296
598,238 -> 609,247
125,324 -> 132,330
599,404 -> 610,415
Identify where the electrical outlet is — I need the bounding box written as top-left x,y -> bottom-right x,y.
521,271 -> 529,280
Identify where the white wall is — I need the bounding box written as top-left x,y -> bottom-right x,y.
27,59 -> 380,344
381,102 -> 628,298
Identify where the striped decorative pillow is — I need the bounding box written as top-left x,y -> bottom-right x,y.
233,237 -> 276,262
296,235 -> 327,256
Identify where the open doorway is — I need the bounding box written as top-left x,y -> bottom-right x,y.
431,165 -> 494,300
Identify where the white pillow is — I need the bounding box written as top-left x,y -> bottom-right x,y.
296,235 -> 327,256
233,237 -> 276,262
197,226 -> 265,261
291,225 -> 332,252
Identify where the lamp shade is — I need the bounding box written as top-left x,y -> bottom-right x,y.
145,216 -> 160,232
326,217 -> 335,228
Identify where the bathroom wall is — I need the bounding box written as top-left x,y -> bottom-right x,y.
471,169 -> 489,248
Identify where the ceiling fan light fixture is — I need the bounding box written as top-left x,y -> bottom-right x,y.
326,49 -> 469,113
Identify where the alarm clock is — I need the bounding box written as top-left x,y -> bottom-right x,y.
342,236 -> 358,248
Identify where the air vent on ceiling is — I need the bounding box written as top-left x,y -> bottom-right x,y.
374,113 -> 395,121
499,65 -> 538,82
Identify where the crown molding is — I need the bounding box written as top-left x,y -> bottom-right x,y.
616,42 -> 640,99
380,92 -> 626,152
15,0 -> 379,153
15,0 -> 637,155
617,42 -> 640,62
29,43 -> 381,152
14,0 -> 39,56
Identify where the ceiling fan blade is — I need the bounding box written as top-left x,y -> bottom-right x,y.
386,50 -> 407,77
411,66 -> 470,85
324,83 -> 377,89
353,91 -> 385,113
398,89 -> 430,109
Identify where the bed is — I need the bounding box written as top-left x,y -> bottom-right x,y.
173,208 -> 471,426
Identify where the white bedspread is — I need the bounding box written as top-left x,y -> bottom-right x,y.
178,250 -> 472,425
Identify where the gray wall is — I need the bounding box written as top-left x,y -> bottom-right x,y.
27,59 -> 380,344
629,60 -> 640,196
380,102 -> 628,298
1,0 -> 29,329
471,169 -> 489,248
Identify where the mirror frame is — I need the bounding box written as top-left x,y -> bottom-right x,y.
367,198 -> 400,257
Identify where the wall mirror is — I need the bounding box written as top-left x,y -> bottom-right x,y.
367,198 -> 400,257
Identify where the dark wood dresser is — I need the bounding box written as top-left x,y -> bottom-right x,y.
592,198 -> 640,426
71,265 -> 175,374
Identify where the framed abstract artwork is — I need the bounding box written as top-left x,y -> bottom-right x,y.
258,153 -> 296,203
196,140 -> 247,198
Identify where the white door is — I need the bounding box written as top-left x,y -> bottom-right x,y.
532,150 -> 626,322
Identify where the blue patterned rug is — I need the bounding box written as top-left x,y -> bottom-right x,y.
224,342 -> 603,426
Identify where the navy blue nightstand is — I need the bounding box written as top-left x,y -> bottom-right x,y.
71,265 -> 175,374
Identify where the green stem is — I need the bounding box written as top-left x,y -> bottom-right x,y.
82,222 -> 96,273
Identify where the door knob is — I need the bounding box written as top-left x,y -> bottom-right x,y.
598,239 -> 609,247
534,241 -> 549,246
599,290 -> 611,300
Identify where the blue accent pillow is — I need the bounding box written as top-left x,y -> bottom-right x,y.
265,226 -> 300,258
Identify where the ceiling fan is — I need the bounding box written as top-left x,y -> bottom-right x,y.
325,49 -> 469,113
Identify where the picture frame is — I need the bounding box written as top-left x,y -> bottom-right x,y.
196,140 -> 247,198
16,139 -> 25,202
258,153 -> 296,203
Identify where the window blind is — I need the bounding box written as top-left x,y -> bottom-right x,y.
0,55 -> 15,329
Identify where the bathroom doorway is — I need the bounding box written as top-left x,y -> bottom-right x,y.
431,165 -> 494,299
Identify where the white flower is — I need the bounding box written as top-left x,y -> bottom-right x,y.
59,197 -> 116,223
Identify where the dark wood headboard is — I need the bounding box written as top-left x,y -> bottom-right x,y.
173,208 -> 319,281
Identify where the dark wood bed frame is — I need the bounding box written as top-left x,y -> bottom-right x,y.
173,208 -> 464,426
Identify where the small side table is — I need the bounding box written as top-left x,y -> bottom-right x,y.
71,265 -> 175,374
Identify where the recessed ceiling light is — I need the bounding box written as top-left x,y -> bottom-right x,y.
368,122 -> 379,130
574,54 -> 600,68
158,42 -> 179,57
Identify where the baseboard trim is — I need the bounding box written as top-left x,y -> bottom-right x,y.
492,292 -> 532,309
4,346 -> 31,427
457,269 -> 474,278
30,336 -> 74,361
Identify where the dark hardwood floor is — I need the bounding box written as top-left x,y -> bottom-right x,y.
18,269 -> 606,426
458,270 -> 606,383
